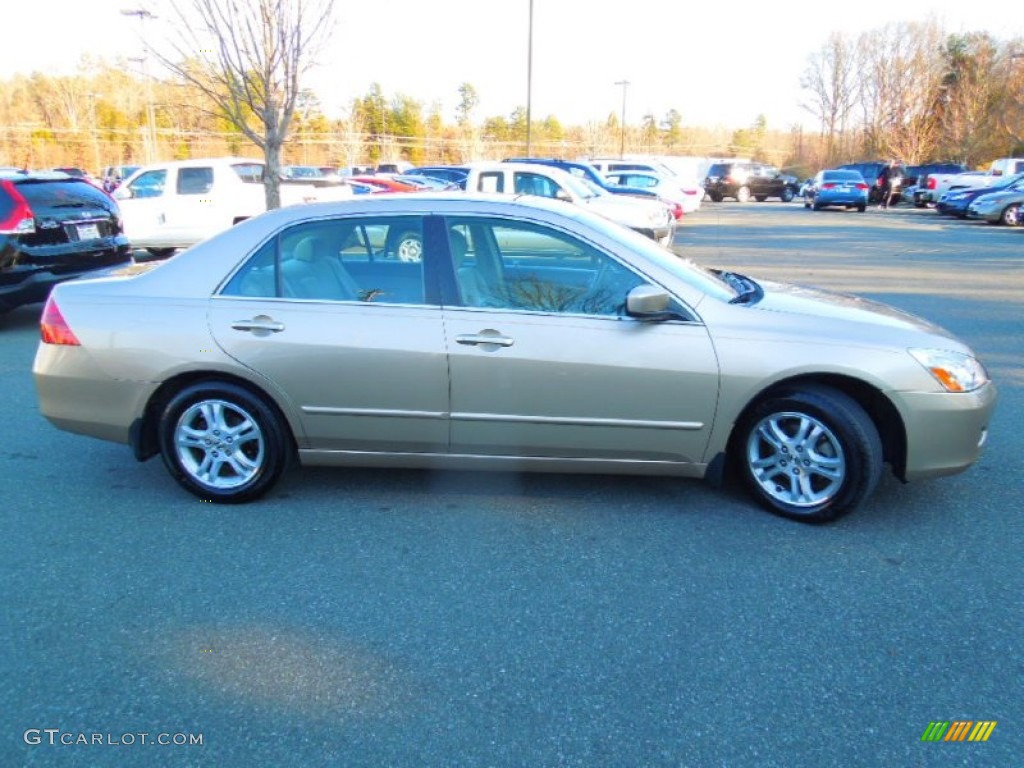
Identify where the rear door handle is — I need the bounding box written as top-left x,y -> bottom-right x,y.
455,333 -> 514,348
231,317 -> 285,333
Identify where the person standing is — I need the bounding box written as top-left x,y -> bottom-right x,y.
879,160 -> 901,209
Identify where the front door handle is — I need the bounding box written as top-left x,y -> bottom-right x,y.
231,316 -> 285,334
455,332 -> 514,348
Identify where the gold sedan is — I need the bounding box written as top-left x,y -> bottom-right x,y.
33,194 -> 996,522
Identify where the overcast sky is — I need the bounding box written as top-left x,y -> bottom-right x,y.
6,0 -> 1023,130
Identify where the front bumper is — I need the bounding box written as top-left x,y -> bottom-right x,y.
966,201 -> 1002,222
895,381 -> 997,481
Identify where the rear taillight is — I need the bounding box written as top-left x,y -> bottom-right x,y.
927,177 -> 937,190
856,183 -> 869,190
822,183 -> 836,190
40,296 -> 81,346
0,179 -> 36,235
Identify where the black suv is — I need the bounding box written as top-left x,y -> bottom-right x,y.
0,172 -> 133,314
704,162 -> 799,202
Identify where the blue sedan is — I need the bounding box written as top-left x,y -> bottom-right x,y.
804,170 -> 870,211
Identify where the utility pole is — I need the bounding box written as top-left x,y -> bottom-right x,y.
614,79 -> 630,159
526,0 -> 534,156
121,6 -> 159,162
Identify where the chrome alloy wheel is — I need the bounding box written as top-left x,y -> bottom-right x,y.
746,411 -> 846,508
395,234 -> 423,262
174,399 -> 266,490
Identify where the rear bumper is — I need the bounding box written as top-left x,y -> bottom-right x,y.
33,343 -> 155,445
0,252 -> 133,310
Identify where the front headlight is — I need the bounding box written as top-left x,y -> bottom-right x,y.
909,348 -> 989,392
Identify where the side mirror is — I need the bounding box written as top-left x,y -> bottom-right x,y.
112,187 -> 132,200
626,284 -> 681,321
555,189 -> 572,202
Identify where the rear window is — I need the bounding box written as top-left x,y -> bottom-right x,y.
177,167 -> 214,195
14,178 -> 112,208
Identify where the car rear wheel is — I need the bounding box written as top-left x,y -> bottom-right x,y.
1000,204 -> 1021,226
781,188 -> 795,203
735,386 -> 882,523
157,382 -> 291,503
736,186 -> 751,203
857,203 -> 866,212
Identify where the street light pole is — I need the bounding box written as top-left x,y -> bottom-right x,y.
526,0 -> 534,156
121,6 -> 158,162
614,80 -> 630,159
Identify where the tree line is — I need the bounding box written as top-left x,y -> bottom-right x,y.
1,19 -> 1020,182
801,21 -> 1024,167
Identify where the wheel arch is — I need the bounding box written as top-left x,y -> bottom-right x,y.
723,373 -> 907,481
130,370 -> 299,463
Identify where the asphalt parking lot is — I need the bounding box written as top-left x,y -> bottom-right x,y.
1,201 -> 1021,766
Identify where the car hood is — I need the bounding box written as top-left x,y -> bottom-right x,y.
750,280 -> 950,336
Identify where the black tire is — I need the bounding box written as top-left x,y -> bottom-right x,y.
781,187 -> 795,203
755,195 -> 768,202
157,381 -> 291,503
733,386 -> 883,523
145,247 -> 177,259
709,193 -> 723,203
812,201 -> 823,211
857,203 -> 866,212
1000,204 -> 1021,227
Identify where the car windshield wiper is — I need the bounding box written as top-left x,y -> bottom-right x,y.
716,270 -> 764,304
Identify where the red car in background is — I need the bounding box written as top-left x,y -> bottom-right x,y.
349,175 -> 423,193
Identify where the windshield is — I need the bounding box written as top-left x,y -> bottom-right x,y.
571,208 -> 737,302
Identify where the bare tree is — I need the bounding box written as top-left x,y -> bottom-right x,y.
157,0 -> 336,209
800,32 -> 857,165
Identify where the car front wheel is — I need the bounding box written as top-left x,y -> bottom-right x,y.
157,382 -> 291,503
781,188 -> 795,203
735,386 -> 883,522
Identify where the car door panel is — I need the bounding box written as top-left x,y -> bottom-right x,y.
443,310 -> 719,463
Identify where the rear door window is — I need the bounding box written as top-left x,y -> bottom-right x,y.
15,179 -> 113,209
177,167 -> 214,195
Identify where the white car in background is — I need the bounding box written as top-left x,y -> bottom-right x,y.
604,169 -> 703,214
114,157 -> 352,257
463,162 -> 676,247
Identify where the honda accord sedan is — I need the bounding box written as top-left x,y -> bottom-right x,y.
33,194 -> 996,522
